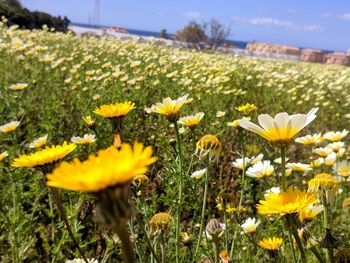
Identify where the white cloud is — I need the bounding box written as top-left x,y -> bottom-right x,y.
185,11 -> 201,19
321,13 -> 333,18
285,9 -> 297,14
233,16 -> 325,32
340,13 -> 350,20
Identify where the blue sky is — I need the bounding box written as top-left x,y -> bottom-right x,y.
21,0 -> 350,51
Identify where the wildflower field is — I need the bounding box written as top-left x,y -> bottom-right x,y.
1,21 -> 350,263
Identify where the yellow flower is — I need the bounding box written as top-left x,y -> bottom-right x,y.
0,121 -> 20,133
132,174 -> 149,187
227,117 -> 250,128
148,94 -> 192,121
178,112 -> 204,128
46,142 -> 156,192
299,205 -> 323,222
334,160 -> 350,177
83,115 -> 95,126
257,188 -> 317,216
190,168 -> 206,180
241,217 -> 260,234
219,250 -> 231,263
308,174 -> 338,203
286,162 -> 312,172
312,147 -> 333,157
94,101 -> 135,118
239,108 -> 318,147
216,111 -> 226,118
70,134 -> 96,145
8,83 -> 28,91
149,212 -> 173,232
12,142 -> 76,168
0,151 -> 8,162
28,134 -> 48,148
323,130 -> 348,142
343,197 -> 350,210
309,158 -> 324,168
181,232 -> 192,245
259,237 -> 283,250
235,103 -> 257,114
295,133 -> 323,145
195,135 -> 222,161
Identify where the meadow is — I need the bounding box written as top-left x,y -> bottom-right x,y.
0,20 -> 350,263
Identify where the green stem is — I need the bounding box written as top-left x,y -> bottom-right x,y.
238,148 -> 246,208
322,195 -> 328,229
212,237 -> 220,263
281,147 -> 287,191
290,218 -> 307,263
310,247 -> 325,263
130,219 -> 144,262
223,200 -> 229,251
195,155 -> 210,254
159,232 -> 166,263
173,121 -> 184,263
49,187 -> 88,263
230,229 -> 236,259
322,195 -> 334,263
288,227 -> 297,263
136,216 -> 161,263
112,221 -> 135,263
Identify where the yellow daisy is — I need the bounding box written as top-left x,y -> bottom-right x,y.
295,133 -> 323,145
28,134 -> 48,148
12,142 -> 77,168
46,142 -> 157,192
195,135 -> 222,161
70,134 -> 96,145
299,205 -> 323,222
259,237 -> 283,250
8,83 -> 28,91
227,117 -> 250,128
0,151 -> 8,162
235,103 -> 257,114
308,174 -> 338,203
257,188 -> 317,216
94,101 -> 135,118
334,160 -> 350,177
0,121 -> 20,133
178,112 -> 204,128
323,130 -> 348,142
148,94 -> 192,121
239,108 -> 318,147
82,115 -> 95,126
149,212 -> 173,232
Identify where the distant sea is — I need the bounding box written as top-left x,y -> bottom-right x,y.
71,22 -> 336,52
71,22 -> 248,49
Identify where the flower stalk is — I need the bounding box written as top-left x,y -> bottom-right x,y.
49,187 -> 88,263
281,146 -> 287,191
212,236 -> 220,263
195,155 -> 210,254
112,221 -> 135,263
322,195 -> 335,263
173,120 -> 184,263
136,215 -> 161,263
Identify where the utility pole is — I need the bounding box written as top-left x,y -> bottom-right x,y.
94,0 -> 100,25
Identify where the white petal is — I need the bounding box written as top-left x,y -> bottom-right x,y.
258,114 -> 275,131
274,112 -> 290,130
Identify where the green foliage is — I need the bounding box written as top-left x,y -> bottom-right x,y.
0,24 -> 350,262
0,0 -> 70,32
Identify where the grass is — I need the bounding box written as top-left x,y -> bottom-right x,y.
0,22 -> 350,262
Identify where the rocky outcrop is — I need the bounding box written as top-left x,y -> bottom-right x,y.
246,42 -> 300,56
325,52 -> 350,66
299,49 -> 325,63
